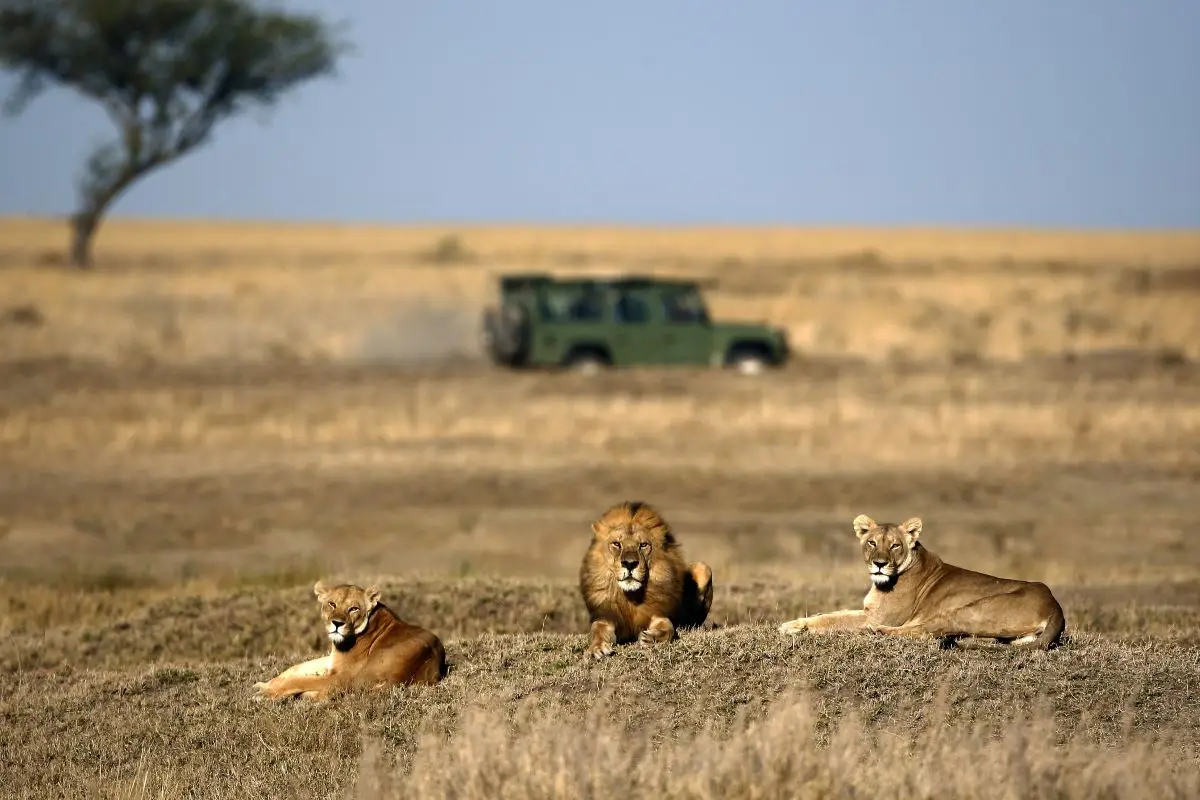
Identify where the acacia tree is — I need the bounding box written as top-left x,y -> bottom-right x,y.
0,0 -> 347,268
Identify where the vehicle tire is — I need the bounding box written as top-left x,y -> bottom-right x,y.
483,303 -> 529,364
562,350 -> 609,375
728,349 -> 769,376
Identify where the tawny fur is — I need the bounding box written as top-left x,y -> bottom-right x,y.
579,501 -> 714,659
778,515 -> 1066,650
254,581 -> 446,702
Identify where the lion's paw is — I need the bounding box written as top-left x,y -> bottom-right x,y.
637,630 -> 668,646
778,619 -> 809,636
587,643 -> 615,660
253,681 -> 287,702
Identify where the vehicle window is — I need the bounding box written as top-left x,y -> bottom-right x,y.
537,286 -> 604,321
568,288 -> 606,322
538,288 -> 574,322
661,288 -> 709,324
615,292 -> 651,324
539,286 -> 606,322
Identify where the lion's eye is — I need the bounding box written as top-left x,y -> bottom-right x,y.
348,606 -> 359,614
890,543 -> 901,551
609,541 -> 620,551
866,540 -> 876,548
639,542 -> 650,551
327,601 -> 335,609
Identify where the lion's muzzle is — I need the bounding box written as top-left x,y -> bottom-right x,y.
617,559 -> 647,593
327,619 -> 351,644
868,559 -> 896,586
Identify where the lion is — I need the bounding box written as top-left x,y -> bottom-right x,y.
579,500 -> 714,658
777,515 -> 1065,650
253,581 -> 446,702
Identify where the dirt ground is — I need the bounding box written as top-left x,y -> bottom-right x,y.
1,220 -> 1199,798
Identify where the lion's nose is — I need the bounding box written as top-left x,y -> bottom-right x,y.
871,559 -> 888,568
620,558 -> 639,571
331,618 -> 345,627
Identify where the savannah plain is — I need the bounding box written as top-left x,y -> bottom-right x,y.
2,217 -> 1200,799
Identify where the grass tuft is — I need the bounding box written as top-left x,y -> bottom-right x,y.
363,692 -> 1199,800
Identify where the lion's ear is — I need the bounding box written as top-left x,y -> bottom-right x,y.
901,517 -> 923,544
852,515 -> 876,538
313,580 -> 330,598
591,520 -> 606,537
364,585 -> 381,609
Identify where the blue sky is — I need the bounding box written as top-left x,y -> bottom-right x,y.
0,1 -> 1197,227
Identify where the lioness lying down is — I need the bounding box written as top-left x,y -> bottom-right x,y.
254,581 -> 446,702
778,515 -> 1065,650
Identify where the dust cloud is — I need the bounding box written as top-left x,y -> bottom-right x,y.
353,301 -> 483,364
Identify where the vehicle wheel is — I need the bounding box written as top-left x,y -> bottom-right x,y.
563,352 -> 608,375
729,351 -> 768,376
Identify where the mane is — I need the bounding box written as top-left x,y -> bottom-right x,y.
604,500 -> 678,549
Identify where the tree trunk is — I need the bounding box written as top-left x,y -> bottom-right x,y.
69,146 -> 180,269
69,173 -> 133,269
70,210 -> 101,269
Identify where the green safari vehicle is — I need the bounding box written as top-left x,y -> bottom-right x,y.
480,273 -> 789,374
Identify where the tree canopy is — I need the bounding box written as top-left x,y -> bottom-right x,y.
0,0 -> 348,267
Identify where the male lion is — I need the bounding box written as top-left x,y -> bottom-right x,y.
580,500 -> 714,658
778,515 -> 1065,650
253,581 -> 446,702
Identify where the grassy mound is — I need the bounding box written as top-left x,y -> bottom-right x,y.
2,579 -> 1198,798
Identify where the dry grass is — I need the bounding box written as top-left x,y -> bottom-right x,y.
371,692 -> 1199,800
3,362 -> 1199,591
2,216 -> 1200,366
5,363 -> 1200,474
3,599 -> 1199,799
2,217 -> 1199,797
2,360 -> 1198,799
6,216 -> 1200,264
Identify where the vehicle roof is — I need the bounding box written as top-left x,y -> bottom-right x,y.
499,273 -> 713,291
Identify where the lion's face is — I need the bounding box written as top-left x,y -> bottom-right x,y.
853,515 -> 923,588
313,581 -> 381,648
591,501 -> 675,594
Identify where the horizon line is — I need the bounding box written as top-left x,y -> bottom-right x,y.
2,214 -> 1198,236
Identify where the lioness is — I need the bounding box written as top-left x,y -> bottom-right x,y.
580,500 -> 714,658
778,515 -> 1065,650
254,581 -> 446,702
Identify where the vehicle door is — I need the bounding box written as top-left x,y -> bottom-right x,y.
609,286 -> 661,365
531,283 -> 608,363
657,285 -> 714,364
